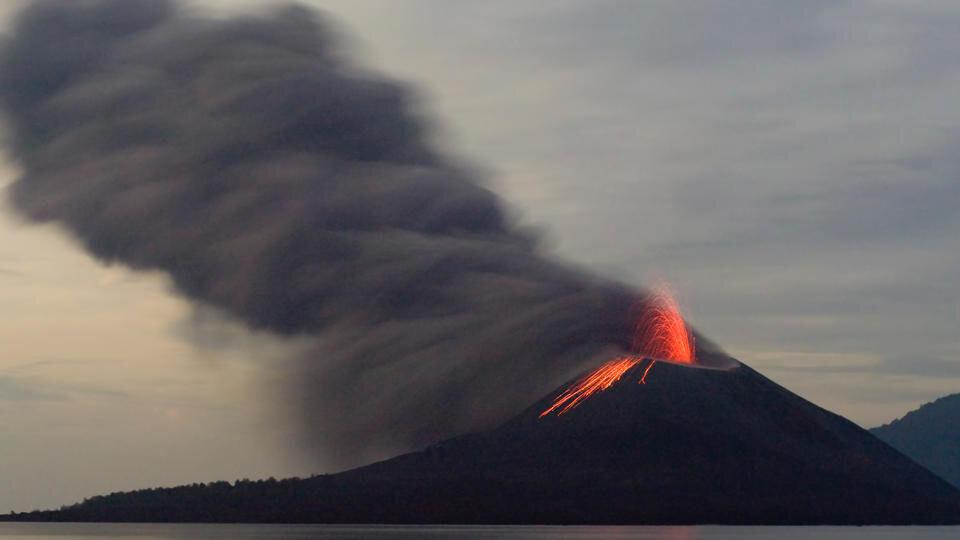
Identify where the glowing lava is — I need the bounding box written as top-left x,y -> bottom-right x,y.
631,284 -> 695,365
540,283 -> 695,417
539,356 -> 643,417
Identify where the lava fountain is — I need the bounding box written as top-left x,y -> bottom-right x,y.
540,283 -> 695,417
631,284 -> 695,365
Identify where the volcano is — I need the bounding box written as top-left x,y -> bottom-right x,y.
14,358 -> 959,524
315,359 -> 959,524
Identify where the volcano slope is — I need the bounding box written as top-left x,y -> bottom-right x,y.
315,359 -> 960,524
12,359 -> 959,524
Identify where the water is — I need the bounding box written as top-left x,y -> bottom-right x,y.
0,524 -> 957,539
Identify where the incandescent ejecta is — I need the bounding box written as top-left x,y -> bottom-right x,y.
539,283 -> 727,418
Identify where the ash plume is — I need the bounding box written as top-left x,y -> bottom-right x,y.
0,0 -> 652,465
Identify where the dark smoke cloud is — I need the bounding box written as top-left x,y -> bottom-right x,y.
0,0 -> 695,465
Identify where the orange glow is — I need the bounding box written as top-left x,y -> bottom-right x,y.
631,283 -> 695,364
540,282 -> 695,417
539,357 -> 642,417
639,360 -> 657,385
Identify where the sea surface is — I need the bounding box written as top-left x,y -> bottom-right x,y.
0,524 -> 958,539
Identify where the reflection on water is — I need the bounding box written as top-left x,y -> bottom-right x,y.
0,523 -> 958,540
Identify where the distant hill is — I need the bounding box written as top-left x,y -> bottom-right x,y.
871,393 -> 960,489
3,360 -> 959,524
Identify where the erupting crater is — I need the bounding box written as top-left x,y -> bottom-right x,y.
540,283 -> 697,417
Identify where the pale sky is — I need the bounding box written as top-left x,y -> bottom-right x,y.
1,0 -> 958,512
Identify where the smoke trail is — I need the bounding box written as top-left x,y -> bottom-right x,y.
0,0 -> 653,465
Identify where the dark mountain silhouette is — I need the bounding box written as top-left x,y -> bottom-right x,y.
4,360 -> 959,524
871,393 -> 960,489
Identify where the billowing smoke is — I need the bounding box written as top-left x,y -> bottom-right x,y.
0,0 -> 650,466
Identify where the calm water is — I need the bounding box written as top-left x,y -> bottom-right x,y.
0,524 -> 957,539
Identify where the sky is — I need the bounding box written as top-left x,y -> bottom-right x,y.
1,0 -> 958,512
